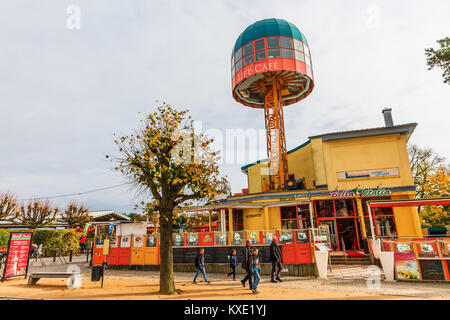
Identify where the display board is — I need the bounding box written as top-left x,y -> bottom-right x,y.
173,245 -> 272,264
394,252 -> 421,280
418,260 -> 446,281
2,232 -> 33,281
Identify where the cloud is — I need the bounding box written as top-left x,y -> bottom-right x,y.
0,0 -> 449,213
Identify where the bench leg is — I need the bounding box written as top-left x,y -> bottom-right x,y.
28,277 -> 40,285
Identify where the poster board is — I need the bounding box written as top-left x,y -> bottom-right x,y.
418,260 -> 446,281
1,232 -> 33,281
120,235 -> 131,248
315,243 -> 331,252
132,235 -> 144,248
394,252 -> 421,280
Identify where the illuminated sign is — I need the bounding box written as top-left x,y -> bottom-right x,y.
337,168 -> 399,180
330,187 -> 391,199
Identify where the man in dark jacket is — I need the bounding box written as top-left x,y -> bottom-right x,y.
193,248 -> 210,284
270,238 -> 283,282
240,240 -> 253,289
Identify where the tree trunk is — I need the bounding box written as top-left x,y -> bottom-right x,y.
159,213 -> 175,294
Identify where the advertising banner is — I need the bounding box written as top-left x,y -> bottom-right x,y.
394,252 -> 421,280
2,232 -> 33,281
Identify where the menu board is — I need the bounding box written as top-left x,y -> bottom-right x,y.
2,232 -> 33,281
418,260 -> 446,281
394,252 -> 421,280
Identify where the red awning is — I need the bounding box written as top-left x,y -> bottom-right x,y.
369,198 -> 450,208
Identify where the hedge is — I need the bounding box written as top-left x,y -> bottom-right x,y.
0,229 -> 89,256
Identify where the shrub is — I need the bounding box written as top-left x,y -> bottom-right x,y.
0,229 -> 85,256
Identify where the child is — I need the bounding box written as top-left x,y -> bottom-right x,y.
227,249 -> 239,280
193,248 -> 210,284
250,247 -> 261,294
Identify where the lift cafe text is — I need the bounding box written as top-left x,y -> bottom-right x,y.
330,188 -> 391,199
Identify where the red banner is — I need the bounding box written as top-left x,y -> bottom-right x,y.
2,232 -> 33,280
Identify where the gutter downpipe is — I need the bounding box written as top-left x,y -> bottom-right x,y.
367,201 -> 379,263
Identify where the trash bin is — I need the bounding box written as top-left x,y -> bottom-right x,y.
91,265 -> 103,282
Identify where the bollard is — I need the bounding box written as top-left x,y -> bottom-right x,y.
69,248 -> 73,263
53,248 -> 57,262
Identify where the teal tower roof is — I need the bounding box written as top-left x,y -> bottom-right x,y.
232,18 -> 309,56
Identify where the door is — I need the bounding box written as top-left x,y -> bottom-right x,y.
336,219 -> 359,251
318,220 -> 338,250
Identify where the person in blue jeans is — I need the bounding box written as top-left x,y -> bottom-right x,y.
227,249 -> 239,280
250,247 -> 261,294
193,248 -> 210,284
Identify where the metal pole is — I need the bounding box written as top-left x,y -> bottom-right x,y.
53,248 -> 57,263
69,247 -> 73,263
366,202 -> 376,241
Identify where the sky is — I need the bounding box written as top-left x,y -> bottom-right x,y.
0,0 -> 449,214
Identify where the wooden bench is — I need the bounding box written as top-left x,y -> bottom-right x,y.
28,271 -> 81,286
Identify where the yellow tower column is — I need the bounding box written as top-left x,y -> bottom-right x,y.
228,208 -> 233,233
356,196 -> 367,238
264,207 -> 270,231
208,211 -> 212,232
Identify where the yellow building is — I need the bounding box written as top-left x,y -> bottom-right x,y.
208,109 -> 422,251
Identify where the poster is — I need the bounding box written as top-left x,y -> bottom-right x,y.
2,232 -> 33,281
133,235 -> 144,248
394,252 -> 421,280
120,235 -> 131,248
418,260 -> 446,281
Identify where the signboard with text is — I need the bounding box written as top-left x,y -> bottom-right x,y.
337,168 -> 399,180
330,187 -> 391,199
2,232 -> 33,281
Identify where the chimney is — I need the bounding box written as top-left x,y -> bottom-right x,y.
382,108 -> 394,127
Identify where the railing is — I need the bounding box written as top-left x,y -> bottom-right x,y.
171,229 -> 313,247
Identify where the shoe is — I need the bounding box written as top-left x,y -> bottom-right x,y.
193,281 -> 197,284
270,280 -> 277,283
233,278 -> 237,281
252,289 -> 256,294
255,289 -> 259,294
276,278 -> 282,282
241,280 -> 245,287
226,273 -> 229,279
206,281 -> 210,284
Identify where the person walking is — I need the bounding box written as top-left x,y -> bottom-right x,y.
270,237 -> 283,283
79,234 -> 87,254
240,240 -> 253,289
226,249 -> 238,280
193,248 -> 210,284
250,247 -> 261,294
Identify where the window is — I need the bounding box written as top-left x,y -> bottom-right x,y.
242,42 -> 254,66
254,39 -> 265,51
376,216 -> 397,237
281,206 -> 297,230
297,204 -> 311,229
243,42 -> 253,56
334,199 -> 355,217
295,51 -> 305,62
233,209 -> 244,231
282,48 -> 294,59
236,59 -> 242,71
267,36 -> 280,48
255,50 -> 265,61
303,44 -> 310,57
280,37 -> 293,48
294,39 -> 303,52
244,54 -> 253,66
254,39 -> 266,62
268,48 -> 281,58
315,200 -> 334,218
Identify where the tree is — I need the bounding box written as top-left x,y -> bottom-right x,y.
126,212 -> 148,223
107,103 -> 228,294
420,165 -> 450,227
60,201 -> 90,228
14,200 -> 57,229
0,192 -> 17,222
408,144 -> 445,200
425,37 -> 450,84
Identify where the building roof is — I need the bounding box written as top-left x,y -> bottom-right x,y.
240,123 -> 417,174
88,210 -> 131,222
232,18 -> 309,55
308,123 -> 417,142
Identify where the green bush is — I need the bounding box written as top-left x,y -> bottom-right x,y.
0,228 -> 85,256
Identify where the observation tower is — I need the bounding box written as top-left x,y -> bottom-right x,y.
231,18 -> 314,190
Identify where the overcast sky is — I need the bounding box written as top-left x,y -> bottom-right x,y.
0,0 -> 449,214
